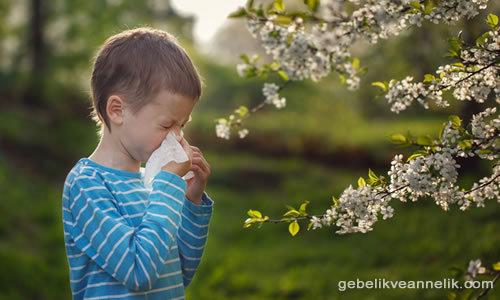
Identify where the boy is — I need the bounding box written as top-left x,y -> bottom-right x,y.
62,28 -> 213,299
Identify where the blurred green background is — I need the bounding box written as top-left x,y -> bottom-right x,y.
0,0 -> 499,299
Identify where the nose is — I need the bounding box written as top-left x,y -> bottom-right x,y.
170,127 -> 183,137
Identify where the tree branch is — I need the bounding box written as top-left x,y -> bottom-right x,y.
474,271 -> 500,300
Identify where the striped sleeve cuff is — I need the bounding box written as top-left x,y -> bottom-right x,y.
184,193 -> 213,216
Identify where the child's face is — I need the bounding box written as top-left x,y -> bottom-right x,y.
119,89 -> 196,163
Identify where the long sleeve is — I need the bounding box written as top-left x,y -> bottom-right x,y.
177,193 -> 213,286
67,170 -> 186,292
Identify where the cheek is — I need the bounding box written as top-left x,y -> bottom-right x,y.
150,133 -> 168,151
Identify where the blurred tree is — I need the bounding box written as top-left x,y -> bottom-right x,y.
0,0 -> 198,174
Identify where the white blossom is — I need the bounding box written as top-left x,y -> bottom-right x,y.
227,0 -> 499,235
216,120 -> 230,140
238,128 -> 249,139
262,83 -> 287,109
311,216 -> 323,230
236,63 -> 248,77
308,106 -> 499,232
466,259 -> 487,281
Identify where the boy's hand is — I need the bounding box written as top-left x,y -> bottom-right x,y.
161,138 -> 193,178
185,146 -> 211,206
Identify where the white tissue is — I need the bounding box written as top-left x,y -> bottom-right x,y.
144,131 -> 194,188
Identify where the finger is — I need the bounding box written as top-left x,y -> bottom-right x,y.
189,165 -> 204,177
191,150 -> 207,166
179,138 -> 193,159
191,153 -> 207,165
190,149 -> 204,158
191,158 -> 210,176
191,154 -> 208,166
190,149 -> 203,159
190,146 -> 205,157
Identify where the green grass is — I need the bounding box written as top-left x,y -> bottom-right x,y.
184,151 -> 500,300
0,144 -> 498,300
0,158 -> 70,299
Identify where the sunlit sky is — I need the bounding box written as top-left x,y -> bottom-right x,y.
170,0 -> 247,44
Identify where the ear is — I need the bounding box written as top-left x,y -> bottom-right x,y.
106,95 -> 126,126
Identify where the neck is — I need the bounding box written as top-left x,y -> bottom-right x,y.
88,128 -> 141,173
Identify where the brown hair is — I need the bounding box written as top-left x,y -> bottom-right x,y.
90,27 -> 202,133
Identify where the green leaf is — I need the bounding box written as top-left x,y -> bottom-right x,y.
371,81 -> 387,92
448,115 -> 462,128
493,262 -> 500,271
410,1 -> 422,10
307,222 -> 313,231
286,11 -> 309,19
270,61 -> 280,70
458,140 -> 472,150
303,0 -> 319,12
407,152 -> 425,162
332,196 -> 338,207
447,37 -> 462,57
245,67 -> 257,78
438,122 -> 447,140
258,73 -> 268,80
286,33 -> 294,46
274,0 -> 285,12
368,168 -> 378,184
235,106 -> 248,117
339,75 -> 346,84
240,54 -> 250,64
487,13 -> 499,28
424,74 -> 436,82
275,15 -> 292,25
476,32 -> 490,47
477,149 -> 492,155
448,37 -> 461,52
243,218 -> 257,228
283,209 -> 301,217
352,58 -> 360,70
247,0 -> 255,10
423,0 -> 437,14
299,201 -> 309,214
228,7 -> 248,18
289,221 -> 300,236
247,209 -> 262,219
390,133 -> 407,144
257,5 -> 266,17
417,135 -> 433,146
258,216 -> 269,228
358,177 -> 366,188
278,70 -> 289,81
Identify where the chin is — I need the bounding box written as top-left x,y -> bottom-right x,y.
131,153 -> 147,164
143,153 -> 153,163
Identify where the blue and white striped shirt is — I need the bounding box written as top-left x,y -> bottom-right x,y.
62,158 -> 213,299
